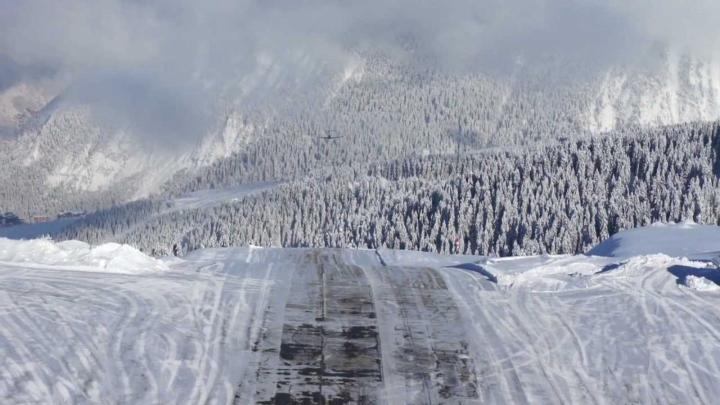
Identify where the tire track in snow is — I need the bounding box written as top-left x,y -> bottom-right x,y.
442,268 -> 530,404
5,249 -> 720,404
0,256 -> 277,404
597,263 -> 715,403
637,267 -> 715,404
1,274 -> 141,402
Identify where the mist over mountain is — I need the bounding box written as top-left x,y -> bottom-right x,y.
2,0 -> 720,143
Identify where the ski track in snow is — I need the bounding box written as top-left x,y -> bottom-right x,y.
2,248 -> 720,404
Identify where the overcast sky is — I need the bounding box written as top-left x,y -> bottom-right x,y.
1,0 -> 717,143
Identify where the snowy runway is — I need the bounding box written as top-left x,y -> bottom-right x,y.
2,243 -> 720,404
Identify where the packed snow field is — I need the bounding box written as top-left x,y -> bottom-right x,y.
1,225 -> 720,404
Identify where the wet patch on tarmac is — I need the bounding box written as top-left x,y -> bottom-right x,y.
256,251 -> 382,404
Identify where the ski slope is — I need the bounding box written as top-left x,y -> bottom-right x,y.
167,181 -> 281,212
1,226 -> 720,404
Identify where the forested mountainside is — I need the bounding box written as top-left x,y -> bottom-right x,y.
2,52 -> 719,217
161,53 -> 720,196
61,121 -> 720,257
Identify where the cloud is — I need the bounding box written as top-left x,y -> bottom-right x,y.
61,71 -> 214,149
0,0 -> 718,144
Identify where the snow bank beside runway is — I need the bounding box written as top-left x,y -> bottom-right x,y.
588,221 -> 720,259
0,237 -> 168,273
685,275 -> 720,291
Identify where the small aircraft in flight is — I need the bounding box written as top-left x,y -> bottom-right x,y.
318,130 -> 344,141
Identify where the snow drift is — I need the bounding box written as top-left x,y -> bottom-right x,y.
0,237 -> 168,273
588,221 -> 720,259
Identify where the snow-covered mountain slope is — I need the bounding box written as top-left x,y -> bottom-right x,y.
586,54 -> 720,133
2,229 -> 720,404
2,51 -> 719,219
0,104 -> 261,217
9,107 -> 255,195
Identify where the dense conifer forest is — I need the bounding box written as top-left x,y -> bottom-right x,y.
61,121 -> 720,257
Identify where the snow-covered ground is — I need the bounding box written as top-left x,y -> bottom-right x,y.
1,225 -> 720,403
588,221 -> 720,260
168,181 -> 281,212
0,237 -> 167,274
